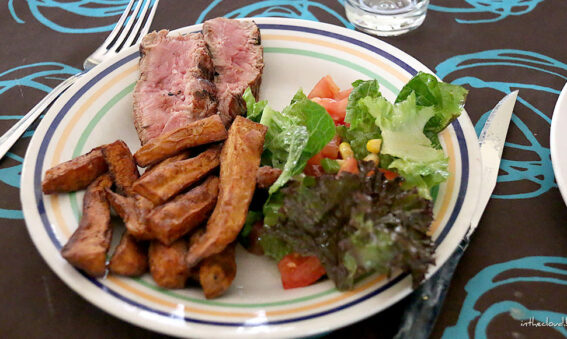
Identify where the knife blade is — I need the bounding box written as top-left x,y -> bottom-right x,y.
394,90 -> 519,339
470,90 -> 518,229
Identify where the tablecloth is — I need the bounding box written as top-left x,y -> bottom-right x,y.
1,1 -> 566,338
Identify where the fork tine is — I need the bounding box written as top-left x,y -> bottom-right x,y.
136,0 -> 160,43
107,0 -> 144,54
99,0 -> 138,51
122,0 -> 157,48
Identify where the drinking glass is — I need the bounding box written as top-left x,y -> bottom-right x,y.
344,0 -> 429,37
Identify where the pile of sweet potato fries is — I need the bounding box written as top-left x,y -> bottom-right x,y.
42,115 -> 268,298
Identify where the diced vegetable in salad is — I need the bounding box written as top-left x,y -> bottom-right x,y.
242,73 -> 468,290
278,253 -> 326,289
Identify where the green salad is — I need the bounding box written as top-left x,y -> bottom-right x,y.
241,72 -> 468,290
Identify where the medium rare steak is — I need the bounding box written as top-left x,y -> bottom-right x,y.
203,18 -> 264,126
133,30 -> 217,144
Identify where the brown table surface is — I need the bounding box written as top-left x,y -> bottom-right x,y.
2,1 -> 567,338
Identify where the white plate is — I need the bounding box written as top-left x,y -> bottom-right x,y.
21,18 -> 481,338
550,82 -> 567,204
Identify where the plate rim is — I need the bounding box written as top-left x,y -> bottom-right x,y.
20,17 -> 481,338
550,82 -> 567,204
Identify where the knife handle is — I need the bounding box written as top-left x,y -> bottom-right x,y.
394,236 -> 470,339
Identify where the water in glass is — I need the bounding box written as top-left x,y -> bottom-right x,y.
344,0 -> 429,37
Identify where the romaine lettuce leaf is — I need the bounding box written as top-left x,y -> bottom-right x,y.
345,79 -> 382,127
396,72 -> 468,148
361,93 -> 448,198
244,87 -> 267,123
336,73 -> 465,198
338,80 -> 382,159
256,90 -> 336,193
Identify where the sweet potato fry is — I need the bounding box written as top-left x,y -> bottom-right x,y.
186,229 -> 206,282
148,176 -> 219,245
60,174 -> 113,277
186,116 -> 267,267
105,189 -> 153,240
108,232 -> 148,276
42,147 -> 108,194
133,145 -> 221,205
188,267 -> 201,282
134,115 -> 227,167
102,140 -> 139,196
140,151 -> 190,180
256,166 -> 282,189
148,239 -> 190,289
199,243 -> 236,299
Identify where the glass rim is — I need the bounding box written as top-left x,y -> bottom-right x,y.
344,0 -> 429,16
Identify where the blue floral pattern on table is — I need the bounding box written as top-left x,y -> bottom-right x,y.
8,0 -> 129,33
442,256 -> 567,338
0,62 -> 80,219
0,62 -> 80,95
429,0 -> 545,24
436,49 -> 566,199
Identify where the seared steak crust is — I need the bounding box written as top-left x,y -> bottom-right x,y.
203,18 -> 264,125
133,30 -> 218,144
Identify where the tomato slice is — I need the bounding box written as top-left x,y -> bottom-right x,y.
306,136 -> 341,168
321,135 -> 340,159
307,152 -> 323,166
379,168 -> 398,180
278,253 -> 326,289
311,97 -> 348,125
304,163 -> 325,177
334,88 -> 352,101
308,75 -> 340,99
338,157 -> 359,174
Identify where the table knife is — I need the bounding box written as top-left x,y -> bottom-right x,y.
394,90 -> 519,339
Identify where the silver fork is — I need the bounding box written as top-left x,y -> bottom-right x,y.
0,0 -> 159,160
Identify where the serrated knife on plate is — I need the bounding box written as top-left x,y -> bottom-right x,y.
394,90 -> 519,339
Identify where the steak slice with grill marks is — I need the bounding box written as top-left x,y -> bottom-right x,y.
133,30 -> 217,145
203,18 -> 264,126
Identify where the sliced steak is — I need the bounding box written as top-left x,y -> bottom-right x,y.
133,30 -> 217,144
203,18 -> 263,126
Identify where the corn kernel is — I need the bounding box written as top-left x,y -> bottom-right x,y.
339,142 -> 354,159
363,153 -> 379,165
366,139 -> 382,154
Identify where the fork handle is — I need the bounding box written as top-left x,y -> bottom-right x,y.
0,72 -> 83,160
